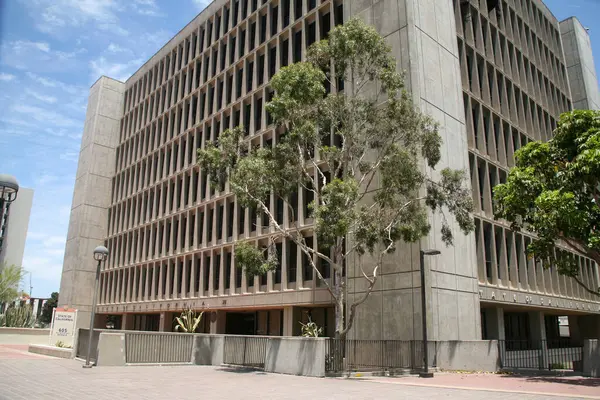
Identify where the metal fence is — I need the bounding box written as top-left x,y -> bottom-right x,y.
325,339 -> 424,373
125,331 -> 194,364
223,335 -> 268,369
498,340 -> 583,371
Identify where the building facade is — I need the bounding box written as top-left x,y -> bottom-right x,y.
0,182 -> 33,269
59,0 -> 600,341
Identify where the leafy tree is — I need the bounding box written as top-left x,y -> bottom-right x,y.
198,18 -> 474,338
40,292 -> 59,325
494,110 -> 600,296
0,263 -> 24,304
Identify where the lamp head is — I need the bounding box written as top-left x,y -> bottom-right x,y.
422,249 -> 441,256
0,174 -> 19,203
93,245 -> 109,261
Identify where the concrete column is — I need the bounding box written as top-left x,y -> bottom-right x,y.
572,315 -> 600,341
529,311 -> 548,369
122,314 -> 135,330
583,339 -> 600,378
159,312 -> 173,332
485,307 -> 505,340
210,311 -> 226,334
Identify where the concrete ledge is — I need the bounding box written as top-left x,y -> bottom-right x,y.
265,337 -> 326,377
28,344 -> 73,359
0,328 -> 50,336
96,332 -> 126,366
435,341 -> 500,373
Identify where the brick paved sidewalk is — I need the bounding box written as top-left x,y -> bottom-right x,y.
0,344 -> 54,360
362,372 -> 600,399
0,357 -> 597,400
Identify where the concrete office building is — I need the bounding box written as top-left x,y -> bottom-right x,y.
0,178 -> 33,269
59,0 -> 600,342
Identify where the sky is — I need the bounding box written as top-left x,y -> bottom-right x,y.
0,0 -> 599,299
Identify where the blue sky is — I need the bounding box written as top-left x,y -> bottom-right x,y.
0,0 -> 599,299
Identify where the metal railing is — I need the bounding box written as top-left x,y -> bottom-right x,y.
325,339 -> 425,373
223,335 -> 268,369
125,331 -> 194,364
498,340 -> 583,371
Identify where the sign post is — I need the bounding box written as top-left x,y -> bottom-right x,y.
49,307 -> 77,347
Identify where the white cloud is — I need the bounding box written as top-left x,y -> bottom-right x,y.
12,104 -> 80,128
89,56 -> 143,82
25,72 -> 87,97
107,43 -> 129,53
131,0 -> 164,17
25,89 -> 58,104
11,40 -> 50,53
0,73 -> 17,82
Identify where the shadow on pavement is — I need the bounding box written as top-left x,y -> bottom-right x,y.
500,374 -> 600,387
216,366 -> 267,375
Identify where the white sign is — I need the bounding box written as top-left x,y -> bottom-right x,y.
49,308 -> 77,348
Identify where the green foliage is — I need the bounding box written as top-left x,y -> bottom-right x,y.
174,308 -> 204,333
55,341 -> 72,349
0,264 -> 25,304
0,305 -> 35,328
300,318 -> 323,338
40,292 -> 59,325
198,18 -> 474,336
494,110 -> 600,295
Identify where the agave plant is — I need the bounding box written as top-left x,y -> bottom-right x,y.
0,305 -> 35,328
175,308 -> 203,333
300,317 -> 323,338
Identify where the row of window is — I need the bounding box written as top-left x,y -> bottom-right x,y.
100,236 -> 333,305
460,2 -> 568,93
459,18 -> 570,119
116,5 -> 341,172
121,0 -> 342,134
474,218 -> 599,302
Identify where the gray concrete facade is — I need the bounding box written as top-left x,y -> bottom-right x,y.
0,187 -> 33,268
59,0 -> 600,341
560,17 -> 600,110
58,76 -> 125,326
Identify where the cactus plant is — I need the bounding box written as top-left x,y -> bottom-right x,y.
0,305 -> 35,328
300,317 -> 323,338
174,308 -> 203,333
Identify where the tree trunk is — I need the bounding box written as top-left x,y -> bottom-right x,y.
334,268 -> 344,339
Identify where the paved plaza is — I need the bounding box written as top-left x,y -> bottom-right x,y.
0,346 -> 598,400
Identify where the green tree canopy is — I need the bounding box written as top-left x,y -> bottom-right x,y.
198,18 -> 474,337
0,263 -> 24,304
494,110 -> 600,296
40,292 -> 59,325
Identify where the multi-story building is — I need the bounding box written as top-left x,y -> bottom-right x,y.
0,174 -> 33,269
59,0 -> 600,342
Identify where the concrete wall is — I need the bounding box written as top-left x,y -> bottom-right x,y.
59,76 -> 124,327
434,340 -> 499,372
583,339 -> 600,378
0,187 -> 33,269
96,332 -> 126,366
346,0 -> 480,342
560,17 -> 600,110
0,327 -> 50,345
265,337 -> 326,377
192,335 -> 224,365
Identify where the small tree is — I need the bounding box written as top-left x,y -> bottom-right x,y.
174,308 -> 204,333
0,263 -> 24,304
40,292 -> 59,325
495,110 -> 600,297
198,19 -> 474,338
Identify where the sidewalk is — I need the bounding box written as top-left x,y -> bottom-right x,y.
360,372 -> 600,399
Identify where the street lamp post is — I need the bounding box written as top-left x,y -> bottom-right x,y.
83,245 -> 109,369
419,249 -> 441,378
0,174 -> 20,263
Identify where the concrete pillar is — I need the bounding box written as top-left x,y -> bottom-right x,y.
529,311 -> 548,369
568,315 -> 582,344
209,311 -> 226,334
283,306 -> 294,336
159,311 -> 173,332
583,339 -> 600,378
122,314 -> 135,331
485,307 -> 505,340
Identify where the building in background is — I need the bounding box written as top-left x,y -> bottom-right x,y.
0,175 -> 33,269
59,0 -> 600,343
